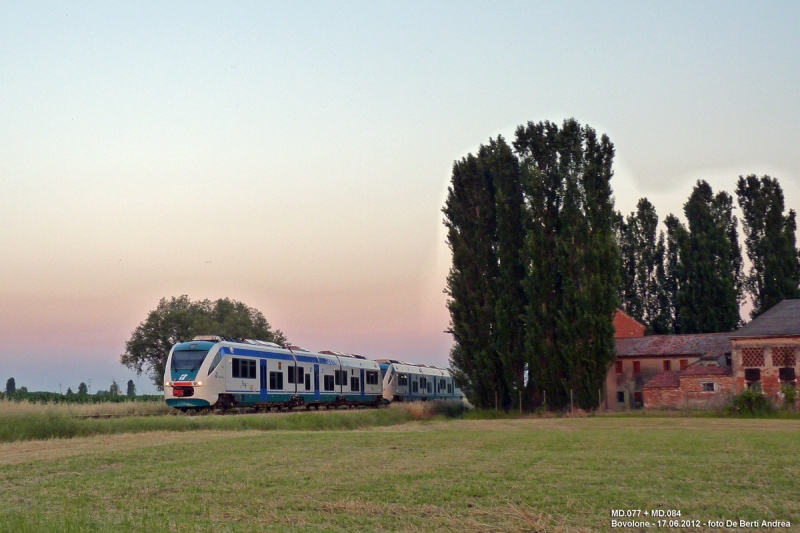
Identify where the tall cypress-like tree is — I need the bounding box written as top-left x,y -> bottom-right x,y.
485,137 -> 527,410
444,152 -> 501,408
616,198 -> 665,332
514,119 -> 619,409
662,214 -> 685,333
735,175 -> 800,317
678,180 -> 742,333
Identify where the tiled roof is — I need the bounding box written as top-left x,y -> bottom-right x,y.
731,299 -> 800,338
680,365 -> 732,377
615,333 -> 732,358
643,371 -> 681,389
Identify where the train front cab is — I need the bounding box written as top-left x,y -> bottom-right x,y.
164,341 -> 220,409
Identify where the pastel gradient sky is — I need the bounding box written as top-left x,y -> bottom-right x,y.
1,1 -> 799,393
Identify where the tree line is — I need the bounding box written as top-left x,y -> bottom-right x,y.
444,118 -> 800,411
618,176 -> 799,333
2,377 -> 152,403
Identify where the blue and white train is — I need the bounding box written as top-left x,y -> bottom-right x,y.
164,336 -> 463,411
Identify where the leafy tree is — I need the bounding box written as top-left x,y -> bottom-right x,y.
661,214 -> 685,333
735,175 -> 800,318
514,119 -> 620,409
78,382 -> 88,395
487,137 -> 527,410
109,380 -> 120,396
444,146 -> 501,408
677,180 -> 742,333
121,296 -> 287,390
126,380 -> 136,397
5,377 -> 15,396
616,198 -> 666,333
66,387 -> 74,396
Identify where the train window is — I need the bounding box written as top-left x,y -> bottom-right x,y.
231,358 -> 256,379
397,374 -> 408,387
447,383 -> 453,394
269,371 -> 283,390
304,373 -> 311,389
366,371 -> 379,385
288,366 -> 295,384
324,375 -> 335,391
412,381 -> 418,393
351,377 -> 360,392
419,377 -> 427,389
297,367 -> 305,384
173,350 -> 210,372
427,382 -> 432,394
207,352 -> 222,375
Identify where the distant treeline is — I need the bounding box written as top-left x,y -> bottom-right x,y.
0,390 -> 162,404
3,377 -> 161,403
444,118 -> 800,412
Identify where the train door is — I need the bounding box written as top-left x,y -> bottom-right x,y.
260,360 -> 268,402
314,364 -> 320,401
360,369 -> 366,401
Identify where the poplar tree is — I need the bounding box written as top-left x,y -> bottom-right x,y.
514,119 -> 619,409
616,198 -> 665,332
677,181 -> 742,333
444,151 -> 501,408
486,138 -> 527,410
661,214 -> 685,333
735,175 -> 800,317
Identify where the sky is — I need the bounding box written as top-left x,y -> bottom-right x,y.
1,1 -> 799,394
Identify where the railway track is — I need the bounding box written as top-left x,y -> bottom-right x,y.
73,404 -> 382,419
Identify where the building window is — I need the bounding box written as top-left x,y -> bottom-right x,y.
702,382 -> 715,392
779,367 -> 796,383
269,371 -> 283,390
663,360 -> 671,371
633,361 -> 641,375
616,391 -> 625,403
725,353 -> 732,367
679,359 -> 688,370
323,375 -> 335,391
232,358 -> 256,379
745,368 -> 761,390
615,361 -> 623,374
742,347 -> 765,367
633,392 -> 643,404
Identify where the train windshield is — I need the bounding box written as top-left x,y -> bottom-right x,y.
171,350 -> 210,372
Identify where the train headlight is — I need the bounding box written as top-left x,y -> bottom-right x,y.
165,381 -> 173,387
192,381 -> 202,386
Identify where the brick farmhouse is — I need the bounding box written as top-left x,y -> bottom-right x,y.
610,299 -> 800,410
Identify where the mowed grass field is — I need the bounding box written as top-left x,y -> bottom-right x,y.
0,416 -> 798,533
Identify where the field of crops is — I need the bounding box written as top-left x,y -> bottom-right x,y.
1,409 -> 798,532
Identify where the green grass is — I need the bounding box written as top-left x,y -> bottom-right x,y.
0,406 -> 417,443
0,417 -> 798,532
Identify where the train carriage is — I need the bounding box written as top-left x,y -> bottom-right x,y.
164,336 -> 386,411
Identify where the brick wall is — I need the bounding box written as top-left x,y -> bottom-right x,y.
643,375 -> 735,409
613,311 -> 646,339
643,387 -> 683,409
732,337 -> 800,404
